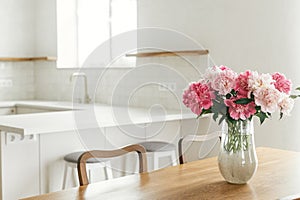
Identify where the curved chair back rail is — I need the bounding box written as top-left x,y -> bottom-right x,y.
178,131 -> 221,164
77,144 -> 147,186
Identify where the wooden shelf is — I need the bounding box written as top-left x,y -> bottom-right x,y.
0,56 -> 57,62
126,50 -> 209,57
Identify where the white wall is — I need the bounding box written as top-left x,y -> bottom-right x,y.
139,0 -> 300,76
35,0 -> 57,56
1,0 -> 300,150
0,0 -> 36,100
138,0 -> 300,151
33,0 -> 207,110
0,0 -> 36,56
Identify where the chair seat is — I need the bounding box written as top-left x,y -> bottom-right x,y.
64,151 -> 109,163
138,141 -> 176,152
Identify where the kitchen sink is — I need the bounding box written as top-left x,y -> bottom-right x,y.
0,104 -> 72,115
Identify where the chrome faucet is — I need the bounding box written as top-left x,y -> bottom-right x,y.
70,72 -> 91,104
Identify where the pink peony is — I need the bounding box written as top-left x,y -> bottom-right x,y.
219,65 -> 230,71
183,65 -> 295,125
224,97 -> 256,120
272,72 -> 292,94
210,66 -> 237,95
182,82 -> 215,115
235,70 -> 252,97
253,87 -> 281,113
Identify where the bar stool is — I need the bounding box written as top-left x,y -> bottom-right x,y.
61,151 -> 113,189
138,141 -> 177,171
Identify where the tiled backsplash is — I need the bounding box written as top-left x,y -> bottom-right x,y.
34,61 -> 75,101
0,62 -> 35,100
0,55 -> 208,110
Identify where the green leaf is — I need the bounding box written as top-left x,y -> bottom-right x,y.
290,95 -> 300,99
226,93 -> 232,99
296,87 -> 300,91
256,112 -> 268,124
201,109 -> 210,115
211,100 -> 227,115
197,109 -> 212,119
212,113 -> 218,122
231,90 -> 237,96
234,98 -> 252,105
218,115 -> 226,125
280,112 -> 283,119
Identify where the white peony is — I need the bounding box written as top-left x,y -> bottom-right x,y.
248,71 -> 275,92
278,93 -> 294,116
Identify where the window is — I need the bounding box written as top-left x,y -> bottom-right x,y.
57,0 -> 137,68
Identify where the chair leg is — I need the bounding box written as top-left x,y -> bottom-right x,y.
171,151 -> 177,166
72,166 -> 78,187
153,152 -> 160,170
153,151 -> 178,170
88,168 -> 92,183
104,161 -> 114,179
62,163 -> 69,190
63,161 -> 115,188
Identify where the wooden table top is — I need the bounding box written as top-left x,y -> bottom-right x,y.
21,147 -> 300,200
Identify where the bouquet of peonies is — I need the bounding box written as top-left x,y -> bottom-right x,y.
183,65 -> 295,125
183,65 -> 298,153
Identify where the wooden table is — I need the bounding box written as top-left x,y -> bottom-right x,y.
21,147 -> 300,200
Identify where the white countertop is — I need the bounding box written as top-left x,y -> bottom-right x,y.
0,101 -> 200,135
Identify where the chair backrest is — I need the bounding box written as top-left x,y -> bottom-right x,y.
77,144 -> 147,186
178,131 -> 221,164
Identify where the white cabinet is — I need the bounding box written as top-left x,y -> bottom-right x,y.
39,131 -> 84,193
105,125 -> 146,149
0,117 -> 212,199
145,121 -> 180,145
0,132 -> 39,200
105,125 -> 146,177
39,128 -> 106,193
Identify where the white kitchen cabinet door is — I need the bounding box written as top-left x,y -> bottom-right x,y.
39,128 -> 106,193
105,125 -> 146,177
145,121 -> 181,146
105,124 -> 146,149
0,132 -> 39,200
144,120 -> 181,170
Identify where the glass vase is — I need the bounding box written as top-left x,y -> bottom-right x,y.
218,119 -> 258,184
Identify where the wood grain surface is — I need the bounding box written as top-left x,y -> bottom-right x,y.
21,147 -> 300,200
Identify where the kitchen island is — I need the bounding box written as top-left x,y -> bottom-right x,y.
0,101 -> 211,200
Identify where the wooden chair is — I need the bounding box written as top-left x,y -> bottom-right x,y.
62,152 -> 113,189
77,144 -> 147,186
178,131 -> 221,164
